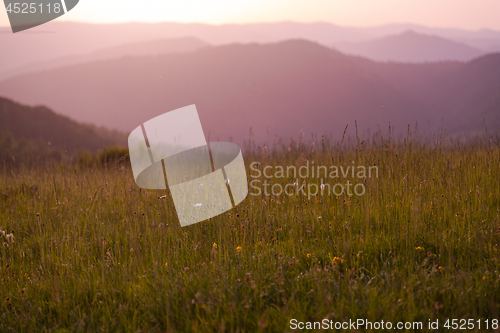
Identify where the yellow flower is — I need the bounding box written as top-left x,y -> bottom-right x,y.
341,259 -> 345,264
482,275 -> 486,280
332,256 -> 341,264
213,243 -> 218,249
165,262 -> 168,268
438,266 -> 443,273
306,253 -> 311,258
415,246 -> 425,251
236,246 -> 242,252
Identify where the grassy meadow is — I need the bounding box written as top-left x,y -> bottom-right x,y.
1,127 -> 500,332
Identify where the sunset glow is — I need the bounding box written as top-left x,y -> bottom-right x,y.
1,0 -> 500,30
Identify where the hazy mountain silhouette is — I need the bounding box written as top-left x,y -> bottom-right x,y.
353,53 -> 500,133
0,37 -> 209,80
486,44 -> 500,53
2,21 -> 500,75
334,31 -> 484,62
436,54 -> 500,131
0,21 -> 367,76
0,97 -> 125,155
0,40 -> 498,144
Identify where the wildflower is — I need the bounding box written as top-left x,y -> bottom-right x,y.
0,230 -> 5,237
213,243 -> 218,249
415,246 -> 424,251
320,184 -> 325,191
278,253 -> 284,260
184,267 -> 189,271
6,234 -> 14,243
482,275 -> 486,280
165,262 -> 168,268
236,246 -> 242,252
438,266 -> 443,273
306,253 -> 311,258
332,257 -> 341,264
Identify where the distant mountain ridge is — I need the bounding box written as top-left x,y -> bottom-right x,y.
0,40 -> 498,144
1,21 -> 500,76
334,30 -> 484,62
0,37 -> 209,80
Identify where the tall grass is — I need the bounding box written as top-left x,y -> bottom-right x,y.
0,127 -> 499,332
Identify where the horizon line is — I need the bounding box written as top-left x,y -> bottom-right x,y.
1,19 -> 499,33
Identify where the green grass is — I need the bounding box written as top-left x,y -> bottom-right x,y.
0,129 -> 499,332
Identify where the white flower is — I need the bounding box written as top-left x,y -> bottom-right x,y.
0,230 -> 5,237
194,203 -> 202,207
6,233 -> 14,242
320,184 -> 325,191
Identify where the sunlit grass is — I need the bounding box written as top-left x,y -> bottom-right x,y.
0,128 -> 499,332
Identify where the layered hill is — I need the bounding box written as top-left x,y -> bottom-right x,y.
334,31 -> 484,62
2,21 -> 500,75
0,37 -> 209,80
0,97 -> 126,156
0,40 -> 498,144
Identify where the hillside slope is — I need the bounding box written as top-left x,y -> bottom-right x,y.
0,40 -> 430,142
0,97 -> 126,155
0,40 -> 498,143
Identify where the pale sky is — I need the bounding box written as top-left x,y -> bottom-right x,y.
1,0 -> 500,30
